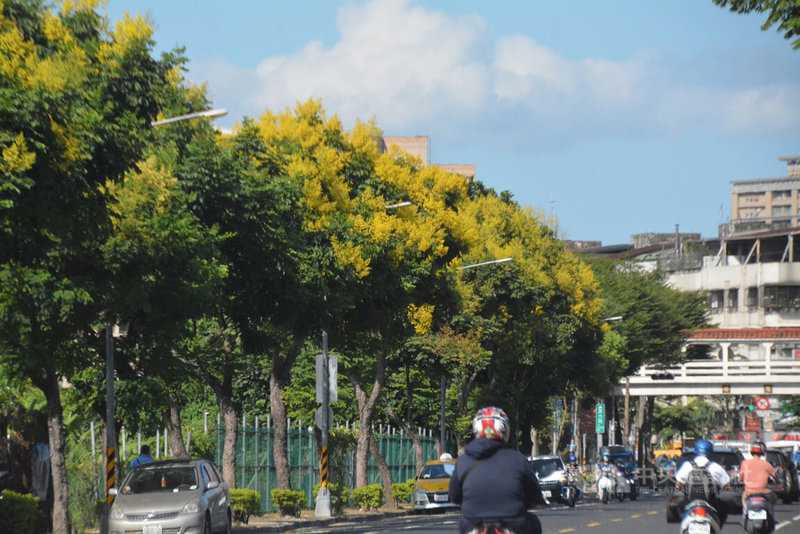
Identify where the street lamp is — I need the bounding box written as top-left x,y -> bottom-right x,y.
105,107 -> 227,503
150,108 -> 228,127
459,257 -> 514,270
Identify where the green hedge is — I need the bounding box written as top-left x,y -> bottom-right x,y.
391,479 -> 415,505
270,489 -> 307,517
231,488 -> 261,524
0,490 -> 42,534
351,483 -> 383,511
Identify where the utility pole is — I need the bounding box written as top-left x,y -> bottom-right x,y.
315,331 -> 335,517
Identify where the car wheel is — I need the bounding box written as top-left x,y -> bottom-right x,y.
219,510 -> 231,534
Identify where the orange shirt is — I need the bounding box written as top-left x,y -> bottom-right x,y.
739,457 -> 777,497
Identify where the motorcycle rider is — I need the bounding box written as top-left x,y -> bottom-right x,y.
739,440 -> 777,506
595,452 -> 622,492
565,454 -> 581,478
449,406 -> 546,534
674,439 -> 730,526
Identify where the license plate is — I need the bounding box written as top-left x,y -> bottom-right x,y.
687,523 -> 711,534
748,510 -> 767,520
143,525 -> 162,534
541,490 -> 551,498
434,493 -> 449,502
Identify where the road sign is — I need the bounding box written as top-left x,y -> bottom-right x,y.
596,403 -> 606,433
315,353 -> 338,403
315,406 -> 334,431
755,397 -> 770,410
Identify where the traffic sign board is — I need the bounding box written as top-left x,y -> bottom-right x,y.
596,403 -> 606,433
315,406 -> 334,431
315,353 -> 338,403
755,397 -> 770,411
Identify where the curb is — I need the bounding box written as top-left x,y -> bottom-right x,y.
232,509 -> 415,533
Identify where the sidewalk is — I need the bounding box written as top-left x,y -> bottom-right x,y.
232,506 -> 417,533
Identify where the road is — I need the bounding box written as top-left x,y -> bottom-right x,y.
288,493 -> 800,533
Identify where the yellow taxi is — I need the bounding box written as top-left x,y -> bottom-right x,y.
412,453 -> 458,511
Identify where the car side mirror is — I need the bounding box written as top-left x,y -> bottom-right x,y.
206,480 -> 220,490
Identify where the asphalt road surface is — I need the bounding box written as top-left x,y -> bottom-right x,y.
288,494 -> 800,534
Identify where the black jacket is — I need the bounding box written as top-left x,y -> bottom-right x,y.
449,438 -> 545,530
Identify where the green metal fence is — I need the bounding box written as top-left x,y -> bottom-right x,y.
215,421 -> 450,514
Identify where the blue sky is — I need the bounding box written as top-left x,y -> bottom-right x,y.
105,0 -> 800,245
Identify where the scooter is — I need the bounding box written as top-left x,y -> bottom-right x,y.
561,471 -> 578,508
743,493 -> 774,534
597,472 -> 616,504
679,499 -> 721,534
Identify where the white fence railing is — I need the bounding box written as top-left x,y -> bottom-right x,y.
635,359 -> 800,379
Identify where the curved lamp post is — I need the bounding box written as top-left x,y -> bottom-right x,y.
105,107 -> 227,504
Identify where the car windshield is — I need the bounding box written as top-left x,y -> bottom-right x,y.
766,451 -> 785,467
419,463 -> 453,479
611,455 -> 635,472
530,458 -> 563,478
122,466 -> 199,494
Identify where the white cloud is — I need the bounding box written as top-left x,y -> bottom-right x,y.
250,0 -> 489,129
190,0 -> 800,143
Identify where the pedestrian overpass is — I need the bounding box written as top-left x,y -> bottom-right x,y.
613,327 -> 800,396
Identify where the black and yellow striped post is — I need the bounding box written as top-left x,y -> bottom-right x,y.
320,446 -> 329,488
106,445 -> 115,503
315,331 -> 332,517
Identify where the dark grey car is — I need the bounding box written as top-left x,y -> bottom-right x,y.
108,458 -> 231,534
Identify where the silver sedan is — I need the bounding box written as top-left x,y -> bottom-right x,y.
108,458 -> 231,534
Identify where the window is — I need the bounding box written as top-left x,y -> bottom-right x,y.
772,190 -> 791,201
763,285 -> 800,309
727,288 -> 738,309
772,205 -> 792,215
772,344 -> 800,360
740,193 -> 764,204
709,290 -> 724,310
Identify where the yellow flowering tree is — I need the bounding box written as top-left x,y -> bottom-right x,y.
444,193 -> 606,449
0,1 -> 180,531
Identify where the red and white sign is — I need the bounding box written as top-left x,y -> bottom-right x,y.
755,397 -> 770,410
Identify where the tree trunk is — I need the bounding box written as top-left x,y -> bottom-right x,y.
270,371 -> 290,489
530,427 -> 539,457
177,334 -> 238,488
352,351 -> 386,488
269,341 -> 303,490
369,435 -> 395,509
41,369 -> 71,534
555,395 -> 569,449
454,373 -> 477,456
387,407 -> 424,474
167,401 -> 189,459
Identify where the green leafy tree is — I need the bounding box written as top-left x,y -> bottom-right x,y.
653,399 -> 715,442
0,2 -> 176,531
713,0 -> 800,49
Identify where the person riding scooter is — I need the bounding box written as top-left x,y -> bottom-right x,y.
674,439 -> 730,526
449,406 -> 546,534
740,440 -> 777,532
595,452 -> 622,502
